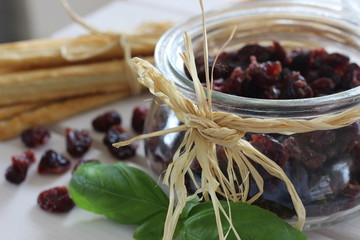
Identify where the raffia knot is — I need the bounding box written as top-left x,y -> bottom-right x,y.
184,113 -> 245,147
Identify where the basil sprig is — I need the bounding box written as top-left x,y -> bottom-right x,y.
69,162 -> 168,225
69,162 -> 307,240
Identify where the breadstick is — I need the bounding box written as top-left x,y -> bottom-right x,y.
0,36 -> 152,69
0,57 -> 152,106
0,22 -> 172,70
0,102 -> 43,120
0,91 -> 127,140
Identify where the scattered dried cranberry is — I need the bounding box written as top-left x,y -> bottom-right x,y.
5,151 -> 35,184
132,106 -> 149,134
72,159 -> 100,173
37,186 -> 74,213
92,110 -> 122,132
103,126 -> 137,159
66,128 -> 93,158
21,126 -> 50,148
38,150 -> 70,174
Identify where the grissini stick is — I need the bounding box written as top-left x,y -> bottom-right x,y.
0,57 -> 152,106
0,91 -> 127,140
0,102 -> 43,120
0,22 -> 172,70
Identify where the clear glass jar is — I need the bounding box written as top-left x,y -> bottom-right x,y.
145,0 -> 360,230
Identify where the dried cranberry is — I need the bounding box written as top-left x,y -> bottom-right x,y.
132,106 -> 149,134
310,77 -> 335,96
38,150 -> 70,174
103,126 -> 137,160
281,72 -> 313,99
342,183 -> 360,198
220,67 -> 243,95
37,186 -> 74,213
269,41 -> 288,65
283,137 -> 302,162
301,147 -> 327,169
246,57 -> 282,87
92,111 -> 122,132
250,134 -> 289,168
72,159 -> 100,173
340,63 -> 360,89
66,128 -> 93,158
235,44 -> 273,67
5,151 -> 35,184
191,54 -> 232,82
319,53 -> 349,68
351,142 -> 360,166
21,126 -> 50,148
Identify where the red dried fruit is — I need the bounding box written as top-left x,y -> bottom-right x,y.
281,72 -> 313,99
269,41 -> 288,65
132,106 -> 149,134
246,57 -> 282,86
37,186 -> 75,213
310,77 -> 335,96
220,67 -> 243,95
5,151 -> 35,184
342,183 -> 360,198
250,134 -> 289,168
92,110 -> 122,132
38,150 -> 70,174
72,159 -> 100,173
235,43 -> 273,67
66,128 -> 93,158
103,126 -> 137,160
301,147 -> 327,169
21,126 -> 50,148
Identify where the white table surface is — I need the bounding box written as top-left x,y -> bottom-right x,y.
1,0 -> 360,239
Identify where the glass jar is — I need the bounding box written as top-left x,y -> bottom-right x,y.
145,0 -> 360,230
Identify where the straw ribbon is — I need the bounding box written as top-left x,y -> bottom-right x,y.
184,114 -> 245,147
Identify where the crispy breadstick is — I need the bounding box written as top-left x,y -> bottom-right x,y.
0,22 -> 172,70
0,36 -> 152,69
0,57 -> 152,106
0,91 -> 128,140
0,102 -> 43,120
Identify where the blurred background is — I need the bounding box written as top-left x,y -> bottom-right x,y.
0,0 -> 112,43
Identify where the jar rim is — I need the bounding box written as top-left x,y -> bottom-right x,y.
155,1 -> 360,118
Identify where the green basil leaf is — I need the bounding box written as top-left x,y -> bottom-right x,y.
179,196 -> 200,220
133,213 -> 166,240
180,201 -> 307,240
69,162 -> 169,225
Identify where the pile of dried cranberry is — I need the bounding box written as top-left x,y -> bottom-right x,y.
193,42 -> 360,99
4,105 -> 148,214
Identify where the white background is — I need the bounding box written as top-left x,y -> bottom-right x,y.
1,1 -> 360,240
